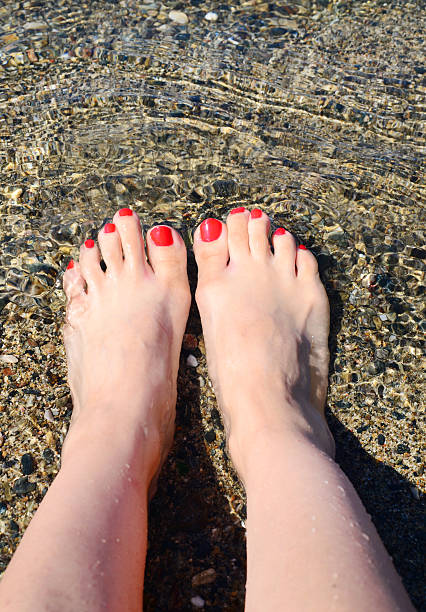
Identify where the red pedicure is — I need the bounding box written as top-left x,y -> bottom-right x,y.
119,208 -> 133,216
200,218 -> 222,242
250,208 -> 262,219
85,239 -> 95,248
230,207 -> 246,215
151,225 -> 173,246
299,244 -> 307,250
274,228 -> 286,236
66,260 -> 74,270
104,223 -> 116,234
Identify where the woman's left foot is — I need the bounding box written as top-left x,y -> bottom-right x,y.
62,209 -> 190,485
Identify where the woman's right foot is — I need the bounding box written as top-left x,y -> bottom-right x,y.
193,208 -> 335,480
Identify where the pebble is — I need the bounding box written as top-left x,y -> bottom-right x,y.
190,596 -> 205,608
410,486 -> 420,500
186,354 -> 198,368
21,453 -> 36,475
44,408 -> 55,422
204,12 -> 218,22
0,354 -> 18,364
169,10 -> 188,25
192,568 -> 216,586
13,476 -> 36,496
183,333 -> 198,350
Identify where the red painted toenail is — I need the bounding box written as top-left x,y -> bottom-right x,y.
119,208 -> 133,216
66,260 -> 74,270
299,244 -> 307,250
151,225 -> 173,246
85,239 -> 95,248
104,223 -> 116,233
251,208 -> 262,219
230,207 -> 246,215
200,218 -> 222,242
273,228 -> 286,236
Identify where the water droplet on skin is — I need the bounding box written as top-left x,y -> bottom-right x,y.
143,426 -> 149,438
311,515 -> 316,521
311,527 -> 317,533
114,498 -> 119,504
124,463 -> 130,469
324,480 -> 329,484
349,522 -> 355,528
332,572 -> 338,580
116,538 -> 120,543
337,485 -> 346,495
101,538 -> 107,544
127,477 -> 132,482
362,532 -> 370,541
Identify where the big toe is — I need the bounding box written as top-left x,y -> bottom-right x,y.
193,218 -> 228,280
146,225 -> 188,283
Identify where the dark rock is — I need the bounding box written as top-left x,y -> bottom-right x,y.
205,430 -> 216,443
0,501 -> 7,514
377,434 -> 385,445
212,179 -> 238,197
21,453 -> 36,475
9,520 -> 19,535
13,476 -> 36,496
396,444 -> 410,454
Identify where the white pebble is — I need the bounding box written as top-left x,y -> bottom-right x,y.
204,11 -> 218,21
44,408 -> 54,422
379,313 -> 388,321
190,596 -> 205,608
169,10 -> 188,25
0,354 -> 18,364
186,354 -> 198,368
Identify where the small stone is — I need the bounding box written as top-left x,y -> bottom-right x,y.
183,334 -> 198,350
9,520 -> 19,535
169,10 -> 188,25
190,596 -> 205,608
396,443 -> 410,454
0,355 -> 18,364
21,453 -> 36,475
43,448 -> 54,464
27,49 -> 38,62
44,408 -> 54,422
186,354 -> 198,368
192,568 -> 216,586
204,430 -> 216,443
410,486 -> 420,500
377,434 -> 385,445
204,12 -> 218,21
379,313 -> 388,321
13,476 -> 36,496
0,501 -> 7,515
41,342 -> 56,355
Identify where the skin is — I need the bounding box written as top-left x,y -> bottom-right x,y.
0,208 -> 414,612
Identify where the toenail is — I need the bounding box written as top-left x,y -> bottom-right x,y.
230,207 -> 246,215
119,208 -> 133,216
66,260 -> 74,270
273,228 -> 286,236
104,223 -> 116,234
85,239 -> 95,248
299,244 -> 307,250
200,218 -> 222,242
250,208 -> 262,219
151,225 -> 173,246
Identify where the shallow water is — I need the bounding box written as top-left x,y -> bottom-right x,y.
0,0 -> 424,609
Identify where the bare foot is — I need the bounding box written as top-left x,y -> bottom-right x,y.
62,209 -> 190,487
194,208 -> 335,479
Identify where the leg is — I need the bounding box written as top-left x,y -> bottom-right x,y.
0,211 -> 190,612
194,209 -> 414,612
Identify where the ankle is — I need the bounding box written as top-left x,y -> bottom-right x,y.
227,398 -> 335,483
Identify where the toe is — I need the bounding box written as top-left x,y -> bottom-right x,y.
63,260 -> 86,302
79,238 -> 104,292
147,225 -> 187,282
248,208 -> 271,259
113,208 -> 146,272
226,207 -> 250,261
272,227 -> 297,278
98,222 -> 123,277
296,244 -> 319,278
193,218 -> 228,280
